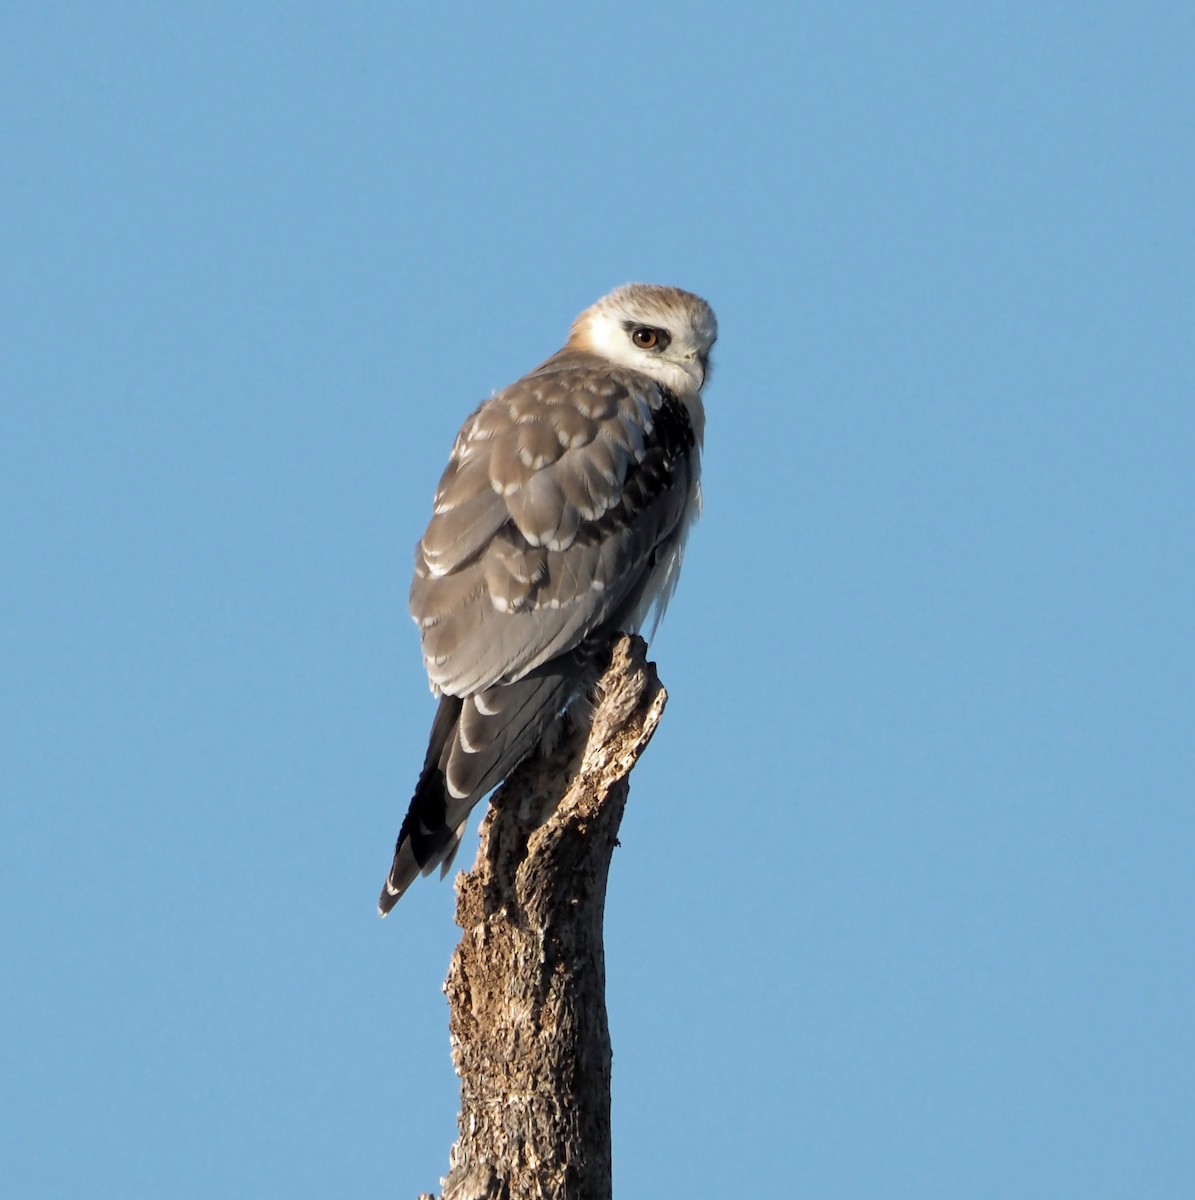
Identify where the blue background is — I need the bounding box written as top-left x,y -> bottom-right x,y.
3,3 -> 1192,1196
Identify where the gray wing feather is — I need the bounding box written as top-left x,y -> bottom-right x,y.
410,354 -> 698,698
420,450 -> 505,576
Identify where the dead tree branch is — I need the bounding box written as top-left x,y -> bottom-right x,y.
425,634 -> 667,1200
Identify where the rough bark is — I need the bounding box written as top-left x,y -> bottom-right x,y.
423,635 -> 667,1200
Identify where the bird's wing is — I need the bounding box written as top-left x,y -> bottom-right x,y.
410,354 -> 701,698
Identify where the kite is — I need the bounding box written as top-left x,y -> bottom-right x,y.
379,284 -> 717,913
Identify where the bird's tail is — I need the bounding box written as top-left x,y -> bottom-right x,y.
377,661 -> 592,916
378,695 -> 464,915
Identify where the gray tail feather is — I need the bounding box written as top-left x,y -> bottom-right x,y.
376,776 -> 460,915
378,697 -> 463,915
377,652 -> 601,916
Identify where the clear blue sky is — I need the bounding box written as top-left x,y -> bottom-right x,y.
3,3 -> 1193,1197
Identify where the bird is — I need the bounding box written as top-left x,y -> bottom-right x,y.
378,283 -> 717,915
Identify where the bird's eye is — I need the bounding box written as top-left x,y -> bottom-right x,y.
631,327 -> 660,349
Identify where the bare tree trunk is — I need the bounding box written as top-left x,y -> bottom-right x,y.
421,635 -> 667,1200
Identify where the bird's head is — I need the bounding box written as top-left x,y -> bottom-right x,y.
569,283 -> 717,394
